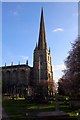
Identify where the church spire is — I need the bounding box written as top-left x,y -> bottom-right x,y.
38,8 -> 47,50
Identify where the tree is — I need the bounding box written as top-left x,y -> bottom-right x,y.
58,78 -> 65,95
58,37 -> 80,97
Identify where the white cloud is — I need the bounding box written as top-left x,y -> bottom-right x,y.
52,28 -> 64,32
10,5 -> 25,16
72,11 -> 80,17
54,73 -> 62,83
53,64 -> 66,71
52,64 -> 66,82
72,12 -> 78,17
9,10 -> 19,16
21,55 -> 28,61
13,11 -> 19,16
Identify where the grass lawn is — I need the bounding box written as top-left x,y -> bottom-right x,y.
2,98 -> 80,120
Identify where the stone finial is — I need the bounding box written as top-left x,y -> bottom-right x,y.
26,60 -> 28,66
18,61 -> 20,65
49,47 -> 51,53
5,62 -> 6,66
36,42 -> 37,48
11,62 -> 13,66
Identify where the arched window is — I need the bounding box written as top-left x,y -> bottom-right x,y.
12,70 -> 17,84
48,73 -> 50,80
6,71 -> 11,84
48,56 -> 49,61
2,71 -> 5,81
40,54 -> 43,64
20,70 -> 26,84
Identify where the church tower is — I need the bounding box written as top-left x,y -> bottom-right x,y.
33,9 -> 53,94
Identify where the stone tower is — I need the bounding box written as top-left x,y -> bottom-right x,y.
33,9 -> 53,94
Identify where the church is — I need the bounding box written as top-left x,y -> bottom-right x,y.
2,9 -> 55,98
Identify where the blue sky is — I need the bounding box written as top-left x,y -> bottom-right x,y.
2,2 -> 78,82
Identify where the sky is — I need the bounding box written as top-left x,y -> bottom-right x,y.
2,2 -> 78,82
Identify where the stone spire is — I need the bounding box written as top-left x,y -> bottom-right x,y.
26,60 -> 28,66
38,8 -> 47,50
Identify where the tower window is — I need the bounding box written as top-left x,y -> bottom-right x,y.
48,56 -> 49,61
40,55 -> 43,63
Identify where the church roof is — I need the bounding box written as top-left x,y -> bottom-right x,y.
1,64 -> 32,70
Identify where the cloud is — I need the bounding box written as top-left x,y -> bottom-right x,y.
72,11 -> 80,17
13,11 -> 19,16
72,12 -> 78,17
52,28 -> 64,32
54,73 -> 62,83
21,55 -> 28,61
9,10 -> 19,16
53,64 -> 66,71
52,64 -> 66,82
16,5 -> 25,10
10,5 -> 25,17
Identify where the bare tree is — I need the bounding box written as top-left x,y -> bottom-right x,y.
58,37 -> 80,98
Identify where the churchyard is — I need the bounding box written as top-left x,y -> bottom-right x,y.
2,95 -> 80,120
